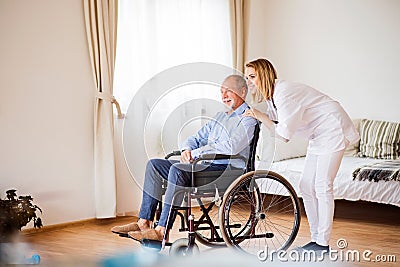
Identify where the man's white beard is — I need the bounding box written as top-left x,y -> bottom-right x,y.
224,100 -> 235,113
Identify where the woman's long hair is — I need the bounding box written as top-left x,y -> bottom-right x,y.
245,58 -> 277,102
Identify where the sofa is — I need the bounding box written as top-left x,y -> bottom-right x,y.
257,118 -> 400,207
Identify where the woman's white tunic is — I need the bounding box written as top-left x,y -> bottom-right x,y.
273,80 -> 359,155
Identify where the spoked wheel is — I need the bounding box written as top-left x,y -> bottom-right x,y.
184,196 -> 226,247
169,238 -> 200,257
219,171 -> 301,256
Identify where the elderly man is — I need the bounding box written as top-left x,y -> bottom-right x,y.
111,74 -> 257,241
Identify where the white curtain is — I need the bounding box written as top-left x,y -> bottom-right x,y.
114,0 -> 232,113
84,0 -> 119,218
229,0 -> 249,73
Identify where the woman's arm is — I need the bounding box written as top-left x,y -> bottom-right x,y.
243,108 -> 274,128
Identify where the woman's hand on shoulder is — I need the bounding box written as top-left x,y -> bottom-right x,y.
243,108 -> 263,120
243,107 -> 275,129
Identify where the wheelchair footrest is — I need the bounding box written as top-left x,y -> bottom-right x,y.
140,239 -> 172,251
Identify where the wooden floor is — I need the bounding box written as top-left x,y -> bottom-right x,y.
15,200 -> 400,266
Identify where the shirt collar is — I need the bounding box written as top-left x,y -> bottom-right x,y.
228,102 -> 249,116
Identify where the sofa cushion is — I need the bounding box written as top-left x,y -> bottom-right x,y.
273,136 -> 308,162
255,126 -> 308,164
358,119 -> 400,159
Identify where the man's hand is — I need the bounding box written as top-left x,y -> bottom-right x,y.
180,150 -> 193,163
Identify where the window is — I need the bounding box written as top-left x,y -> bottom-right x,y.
113,0 -> 232,113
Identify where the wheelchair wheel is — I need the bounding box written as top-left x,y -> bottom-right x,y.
219,171 -> 301,256
169,238 -> 200,257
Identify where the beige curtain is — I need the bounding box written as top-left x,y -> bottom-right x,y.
229,0 -> 248,73
84,0 -> 120,218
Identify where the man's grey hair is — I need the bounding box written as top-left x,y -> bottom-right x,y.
224,74 -> 248,95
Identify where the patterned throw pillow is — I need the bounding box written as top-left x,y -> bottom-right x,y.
358,119 -> 400,159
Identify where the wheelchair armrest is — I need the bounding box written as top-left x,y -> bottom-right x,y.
194,153 -> 247,162
166,151 -> 247,163
165,150 -> 181,159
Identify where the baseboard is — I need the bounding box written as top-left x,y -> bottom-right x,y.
21,218 -> 99,234
116,210 -> 138,217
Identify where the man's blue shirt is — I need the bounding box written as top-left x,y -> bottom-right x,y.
180,102 -> 257,169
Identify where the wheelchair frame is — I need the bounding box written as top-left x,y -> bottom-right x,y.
141,123 -> 301,257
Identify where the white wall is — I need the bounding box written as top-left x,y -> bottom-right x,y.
0,0 -> 95,226
246,0 -> 400,122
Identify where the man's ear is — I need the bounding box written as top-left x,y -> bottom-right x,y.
241,87 -> 247,99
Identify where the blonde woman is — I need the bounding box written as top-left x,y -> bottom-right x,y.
243,58 -> 359,252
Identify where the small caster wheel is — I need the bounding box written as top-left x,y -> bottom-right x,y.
169,238 -> 200,257
141,238 -> 162,252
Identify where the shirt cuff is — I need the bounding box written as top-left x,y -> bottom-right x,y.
180,146 -> 190,152
190,148 -> 201,159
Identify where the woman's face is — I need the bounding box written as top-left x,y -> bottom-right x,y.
245,67 -> 259,95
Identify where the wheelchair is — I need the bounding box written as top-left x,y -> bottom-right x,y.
140,123 -> 301,257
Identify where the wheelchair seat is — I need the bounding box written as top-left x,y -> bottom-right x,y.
192,169 -> 245,189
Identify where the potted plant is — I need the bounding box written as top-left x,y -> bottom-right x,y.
0,189 -> 43,242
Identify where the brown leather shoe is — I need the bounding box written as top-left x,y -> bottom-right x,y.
128,229 -> 163,242
111,222 -> 141,234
